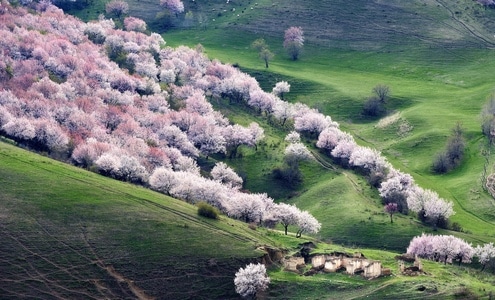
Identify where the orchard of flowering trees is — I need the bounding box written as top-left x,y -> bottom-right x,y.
0,1 -> 322,237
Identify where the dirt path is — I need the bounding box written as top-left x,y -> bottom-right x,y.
435,0 -> 495,47
82,229 -> 155,300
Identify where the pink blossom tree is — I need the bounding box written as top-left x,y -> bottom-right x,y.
407,234 -> 473,265
283,26 -> 304,60
123,17 -> 147,32
378,170 -> 414,213
33,119 -> 69,154
248,89 -> 276,115
316,127 -> 353,153
2,118 -> 36,142
384,203 -> 398,223
294,111 -> 337,137
160,0 -> 185,15
188,122 -> 226,158
349,146 -> 390,186
158,125 -> 199,157
330,140 -> 357,165
105,0 -> 129,18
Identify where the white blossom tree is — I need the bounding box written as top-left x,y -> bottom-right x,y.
270,203 -> 300,235
296,210 -> 321,238
160,0 -> 185,15
272,81 -> 290,100
284,131 -> 301,144
284,142 -> 312,166
234,263 -> 270,299
210,162 -> 243,189
474,243 -> 495,271
149,167 -> 177,195
407,234 -> 473,265
407,187 -> 455,228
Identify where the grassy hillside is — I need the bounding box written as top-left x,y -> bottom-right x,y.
2,140 -> 495,299
0,141 -> 283,299
62,0 -> 495,249
155,0 -> 495,246
17,0 -> 495,298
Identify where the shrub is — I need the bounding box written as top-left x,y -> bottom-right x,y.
273,166 -> 302,187
432,152 -> 451,173
363,96 -> 385,117
197,202 -> 219,220
432,123 -> 465,174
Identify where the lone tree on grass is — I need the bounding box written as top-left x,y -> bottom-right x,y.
251,38 -> 274,68
384,202 -> 398,223
283,26 -> 304,60
234,263 -> 270,299
363,84 -> 391,117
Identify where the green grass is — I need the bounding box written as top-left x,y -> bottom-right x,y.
0,142 -> 278,299
3,142 -> 495,299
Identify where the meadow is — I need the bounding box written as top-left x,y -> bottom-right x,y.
157,0 -> 495,246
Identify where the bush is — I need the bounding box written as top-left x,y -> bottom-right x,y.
432,123 -> 465,174
273,166 -> 302,187
363,96 -> 385,117
432,152 -> 451,174
197,202 -> 219,220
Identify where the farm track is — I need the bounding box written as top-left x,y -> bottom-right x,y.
434,0 -> 495,48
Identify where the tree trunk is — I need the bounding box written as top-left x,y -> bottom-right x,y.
390,213 -> 393,223
284,225 -> 288,235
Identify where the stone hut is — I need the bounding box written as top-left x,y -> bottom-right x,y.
310,253 -> 385,278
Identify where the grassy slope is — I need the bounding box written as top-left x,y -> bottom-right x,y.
23,0 -> 495,297
0,141 -> 282,299
2,141 -> 495,299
